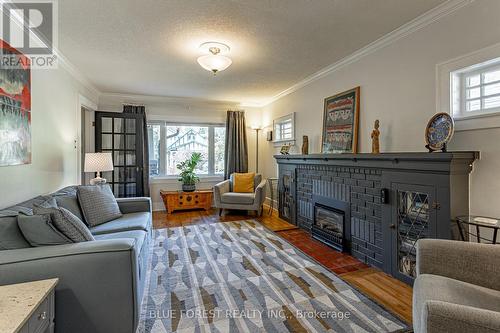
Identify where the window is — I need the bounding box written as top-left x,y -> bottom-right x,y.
273,113 -> 295,143
147,122 -> 225,177
452,59 -> 500,119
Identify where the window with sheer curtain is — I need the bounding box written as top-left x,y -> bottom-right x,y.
147,122 -> 225,177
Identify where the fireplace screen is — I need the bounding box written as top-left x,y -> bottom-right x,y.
313,204 -> 345,251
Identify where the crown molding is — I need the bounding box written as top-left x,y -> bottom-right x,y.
98,92 -> 241,109
55,50 -> 101,98
257,0 -> 475,108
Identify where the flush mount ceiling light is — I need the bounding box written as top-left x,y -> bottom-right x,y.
197,42 -> 232,75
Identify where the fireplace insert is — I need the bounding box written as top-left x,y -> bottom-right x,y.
312,203 -> 346,252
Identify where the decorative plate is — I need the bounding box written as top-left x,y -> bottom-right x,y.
425,113 -> 454,150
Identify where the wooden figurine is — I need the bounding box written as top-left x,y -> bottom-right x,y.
371,119 -> 380,154
302,135 -> 309,155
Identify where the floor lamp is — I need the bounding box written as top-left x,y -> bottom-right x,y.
251,125 -> 261,173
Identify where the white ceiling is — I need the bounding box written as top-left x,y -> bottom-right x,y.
58,0 -> 446,105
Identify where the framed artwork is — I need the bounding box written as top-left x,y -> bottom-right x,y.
0,39 -> 31,166
321,87 -> 360,153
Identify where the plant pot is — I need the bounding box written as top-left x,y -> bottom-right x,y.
182,184 -> 196,192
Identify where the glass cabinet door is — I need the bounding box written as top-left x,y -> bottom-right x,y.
278,167 -> 296,224
392,184 -> 436,283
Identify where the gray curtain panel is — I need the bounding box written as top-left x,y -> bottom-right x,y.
123,104 -> 150,196
224,110 -> 249,179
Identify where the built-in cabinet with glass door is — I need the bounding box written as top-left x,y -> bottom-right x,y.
278,164 -> 296,225
382,172 -> 459,285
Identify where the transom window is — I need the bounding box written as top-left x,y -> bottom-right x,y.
273,112 -> 295,143
147,122 -> 225,177
452,60 -> 500,119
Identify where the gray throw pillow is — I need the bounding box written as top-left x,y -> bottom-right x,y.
33,206 -> 94,242
0,216 -> 30,250
56,195 -> 86,223
77,185 -> 123,227
18,214 -> 72,247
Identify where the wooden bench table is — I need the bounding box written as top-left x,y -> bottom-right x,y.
160,190 -> 213,214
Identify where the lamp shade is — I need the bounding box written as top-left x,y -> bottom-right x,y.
84,153 -> 114,173
197,54 -> 232,73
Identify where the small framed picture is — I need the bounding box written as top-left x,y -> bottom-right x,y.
280,145 -> 290,155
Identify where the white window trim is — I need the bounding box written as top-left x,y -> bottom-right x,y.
437,42 -> 500,131
272,112 -> 295,146
148,121 -> 225,178
456,62 -> 500,118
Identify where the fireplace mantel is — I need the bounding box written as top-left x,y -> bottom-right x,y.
274,151 -> 479,284
274,151 -> 479,173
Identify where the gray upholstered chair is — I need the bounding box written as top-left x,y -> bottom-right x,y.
214,174 -> 267,216
413,239 -> 500,333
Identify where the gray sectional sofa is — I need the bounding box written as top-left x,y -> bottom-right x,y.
0,186 -> 152,333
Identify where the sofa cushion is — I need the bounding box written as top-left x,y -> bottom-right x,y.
18,214 -> 72,247
77,185 -> 123,227
34,206 -> 94,242
0,206 -> 33,217
35,196 -> 58,208
414,274 -> 500,322
221,192 -> 255,205
0,216 -> 30,250
52,185 -> 78,197
94,230 -> 146,254
90,212 -> 151,235
56,195 -> 85,223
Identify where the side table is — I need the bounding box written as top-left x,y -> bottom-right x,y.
267,177 -> 279,215
0,278 -> 58,333
456,215 -> 500,244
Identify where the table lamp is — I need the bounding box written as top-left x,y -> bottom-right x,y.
84,152 -> 114,185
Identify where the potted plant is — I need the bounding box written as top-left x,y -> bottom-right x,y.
177,152 -> 202,192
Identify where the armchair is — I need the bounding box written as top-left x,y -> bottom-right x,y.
413,239 -> 500,333
214,174 -> 267,216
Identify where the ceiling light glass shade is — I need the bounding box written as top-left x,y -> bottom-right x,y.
197,54 -> 232,74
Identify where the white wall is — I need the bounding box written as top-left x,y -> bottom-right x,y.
98,94 -> 262,210
0,66 -> 99,209
260,0 -> 500,217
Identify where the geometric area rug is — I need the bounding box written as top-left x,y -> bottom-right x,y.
137,220 -> 409,333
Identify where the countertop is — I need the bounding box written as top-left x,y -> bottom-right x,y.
0,278 -> 58,333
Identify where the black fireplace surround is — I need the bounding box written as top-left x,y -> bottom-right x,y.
312,195 -> 350,252
275,152 -> 478,284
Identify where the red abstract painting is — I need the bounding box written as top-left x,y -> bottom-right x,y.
0,39 -> 32,166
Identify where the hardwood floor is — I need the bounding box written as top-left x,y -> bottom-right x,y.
152,207 -> 413,324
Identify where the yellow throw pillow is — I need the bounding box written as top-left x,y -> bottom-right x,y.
233,173 -> 255,193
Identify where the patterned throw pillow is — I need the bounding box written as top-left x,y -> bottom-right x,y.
77,185 -> 123,227
33,206 -> 94,242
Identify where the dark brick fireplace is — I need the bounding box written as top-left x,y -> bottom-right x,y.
297,164 -> 385,267
275,152 -> 478,284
